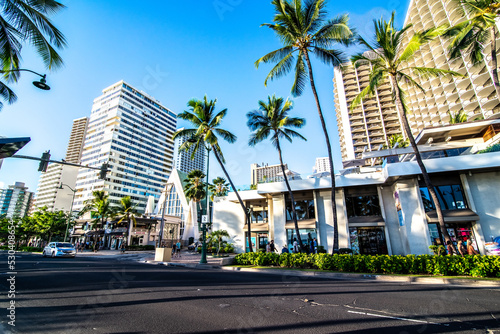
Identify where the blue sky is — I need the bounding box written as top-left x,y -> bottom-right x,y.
0,0 -> 408,192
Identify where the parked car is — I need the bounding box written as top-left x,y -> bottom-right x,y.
43,242 -> 76,258
188,241 -> 201,251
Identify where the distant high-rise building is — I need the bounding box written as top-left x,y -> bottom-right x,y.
334,0 -> 500,165
73,80 -> 176,213
34,117 -> 88,212
65,117 -> 88,164
0,182 -> 33,218
313,157 -> 331,173
251,163 -> 288,185
173,127 -> 205,174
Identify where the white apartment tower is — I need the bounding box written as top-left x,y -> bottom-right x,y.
73,81 -> 176,213
0,182 -> 33,218
34,117 -> 88,212
173,127 -> 206,174
313,157 -> 331,173
334,0 -> 500,164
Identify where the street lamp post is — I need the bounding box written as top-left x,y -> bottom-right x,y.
0,68 -> 51,90
200,144 -> 211,265
59,183 -> 77,242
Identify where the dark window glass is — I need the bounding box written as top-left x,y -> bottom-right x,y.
420,184 -> 467,212
286,199 -> 315,220
345,195 -> 381,217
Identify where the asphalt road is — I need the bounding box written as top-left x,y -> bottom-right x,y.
0,252 -> 499,334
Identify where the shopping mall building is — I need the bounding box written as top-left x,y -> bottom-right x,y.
212,120 -> 500,255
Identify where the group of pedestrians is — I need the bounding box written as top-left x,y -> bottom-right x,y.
446,238 -> 479,256
265,237 -> 318,254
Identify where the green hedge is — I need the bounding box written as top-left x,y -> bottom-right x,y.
233,253 -> 500,278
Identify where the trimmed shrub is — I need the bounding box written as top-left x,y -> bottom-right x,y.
234,252 -> 500,278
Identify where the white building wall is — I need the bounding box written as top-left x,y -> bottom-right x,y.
462,171 -> 500,251
212,197 -> 246,253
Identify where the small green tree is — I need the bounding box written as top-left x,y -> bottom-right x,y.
31,207 -> 67,243
208,229 -> 230,256
448,110 -> 468,124
383,134 -> 410,149
208,177 -> 230,200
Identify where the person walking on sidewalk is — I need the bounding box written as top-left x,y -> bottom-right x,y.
176,241 -> 181,258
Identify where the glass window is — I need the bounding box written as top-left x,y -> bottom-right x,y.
345,195 -> 381,217
286,199 -> 315,220
287,228 -> 317,251
420,184 -> 467,212
251,210 -> 268,224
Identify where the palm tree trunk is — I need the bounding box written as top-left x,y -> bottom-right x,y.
491,27 -> 500,99
211,146 -> 253,252
276,138 -> 305,252
390,75 -> 455,252
303,51 -> 338,254
127,217 -> 133,246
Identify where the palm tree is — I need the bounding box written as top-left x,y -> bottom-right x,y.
208,229 -> 230,256
0,0 -> 67,110
351,12 -> 463,249
256,0 -> 354,253
444,0 -> 500,98
114,196 -> 139,246
173,99 -> 255,252
79,191 -> 116,249
383,134 -> 410,149
183,169 -> 207,242
208,177 -> 230,201
247,95 -> 307,252
448,110 -> 468,124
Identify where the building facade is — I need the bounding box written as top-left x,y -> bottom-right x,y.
213,122 -> 500,255
65,117 -> 88,164
334,0 -> 500,165
0,182 -> 33,218
73,81 -> 176,213
313,157 -> 332,173
173,127 -> 206,174
251,163 -> 289,185
34,117 -> 88,212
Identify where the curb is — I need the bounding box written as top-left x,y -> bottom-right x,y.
219,267 -> 500,287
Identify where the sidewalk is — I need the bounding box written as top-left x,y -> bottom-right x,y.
76,249 -> 500,288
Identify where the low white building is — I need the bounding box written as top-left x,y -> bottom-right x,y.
213,121 -> 500,255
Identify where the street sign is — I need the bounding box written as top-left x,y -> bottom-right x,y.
201,215 -> 208,223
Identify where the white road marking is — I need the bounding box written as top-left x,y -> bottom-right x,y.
347,310 -> 448,326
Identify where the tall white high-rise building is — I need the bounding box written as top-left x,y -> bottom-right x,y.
173,127 -> 205,174
34,117 -> 88,211
251,163 -> 289,185
313,157 -> 331,173
334,0 -> 500,164
73,81 -> 176,213
0,182 -> 33,218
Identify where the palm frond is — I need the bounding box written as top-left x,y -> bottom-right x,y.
291,52 -> 308,97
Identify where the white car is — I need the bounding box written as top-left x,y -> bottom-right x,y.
43,242 -> 76,258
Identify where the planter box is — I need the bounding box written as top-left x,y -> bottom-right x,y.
155,247 -> 172,262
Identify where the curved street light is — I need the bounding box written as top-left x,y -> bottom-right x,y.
1,68 -> 51,90
59,183 -> 77,242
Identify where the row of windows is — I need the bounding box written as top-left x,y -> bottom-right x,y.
121,95 -> 176,130
122,84 -> 176,119
277,183 -> 468,221
111,139 -> 169,165
119,106 -> 173,141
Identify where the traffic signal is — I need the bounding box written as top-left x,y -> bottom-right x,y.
99,163 -> 109,180
38,151 -> 51,172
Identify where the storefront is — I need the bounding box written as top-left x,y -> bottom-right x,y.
285,220 -> 317,252
245,223 -> 269,252
426,209 -> 480,250
349,226 -> 388,255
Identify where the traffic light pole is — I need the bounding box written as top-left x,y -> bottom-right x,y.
11,154 -> 108,177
